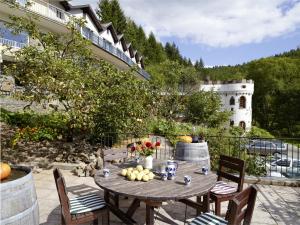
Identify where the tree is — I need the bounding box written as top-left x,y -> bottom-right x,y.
4,13 -> 152,141
195,58 -> 204,71
165,42 -> 181,62
185,91 -> 231,127
147,60 -> 201,120
246,57 -> 300,137
97,0 -> 127,34
143,32 -> 166,65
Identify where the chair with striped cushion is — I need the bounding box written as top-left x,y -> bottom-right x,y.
210,155 -> 246,216
54,169 -> 109,225
189,185 -> 257,225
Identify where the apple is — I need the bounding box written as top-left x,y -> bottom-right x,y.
142,175 -> 149,182
121,169 -> 127,176
136,165 -> 143,172
133,169 -> 139,175
136,173 -> 143,181
148,172 -> 154,180
143,169 -> 150,175
129,173 -> 136,181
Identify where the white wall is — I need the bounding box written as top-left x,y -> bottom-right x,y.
200,81 -> 254,131
84,14 -> 98,33
100,29 -> 115,44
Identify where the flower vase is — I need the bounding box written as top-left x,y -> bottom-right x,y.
144,155 -> 153,169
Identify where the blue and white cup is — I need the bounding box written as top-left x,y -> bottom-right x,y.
161,172 -> 167,181
202,166 -> 208,175
103,168 -> 110,177
135,157 -> 140,164
184,175 -> 191,185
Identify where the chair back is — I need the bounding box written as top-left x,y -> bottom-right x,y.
225,185 -> 258,225
56,177 -> 72,222
217,155 -> 245,192
53,168 -> 67,195
53,168 -> 62,189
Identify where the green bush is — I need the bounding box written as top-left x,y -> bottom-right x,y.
247,126 -> 275,138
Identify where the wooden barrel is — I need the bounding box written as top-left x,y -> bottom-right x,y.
175,142 -> 210,169
0,166 -> 39,225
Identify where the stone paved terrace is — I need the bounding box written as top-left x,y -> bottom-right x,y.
36,169 -> 300,225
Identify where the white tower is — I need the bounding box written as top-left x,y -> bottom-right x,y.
200,80 -> 254,131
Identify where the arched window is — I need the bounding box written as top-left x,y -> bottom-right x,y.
239,96 -> 246,108
239,121 -> 246,130
229,96 -> 235,105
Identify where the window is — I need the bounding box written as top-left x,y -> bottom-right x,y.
56,10 -> 63,19
231,108 -> 234,111
292,161 -> 300,168
239,96 -> 246,108
276,159 -> 290,167
230,120 -> 234,126
239,121 -> 246,130
242,85 -> 246,89
229,96 -> 235,105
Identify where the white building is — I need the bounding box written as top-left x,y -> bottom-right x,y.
200,80 -> 254,131
0,0 -> 149,79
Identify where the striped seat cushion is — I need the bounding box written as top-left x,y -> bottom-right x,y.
69,193 -> 106,214
210,181 -> 237,195
189,212 -> 228,225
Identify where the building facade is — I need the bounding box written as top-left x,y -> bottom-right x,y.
200,80 -> 254,131
0,0 -> 150,79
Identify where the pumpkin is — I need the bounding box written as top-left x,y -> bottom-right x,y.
177,136 -> 192,143
0,163 -> 11,180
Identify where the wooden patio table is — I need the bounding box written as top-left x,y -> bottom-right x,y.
94,161 -> 217,225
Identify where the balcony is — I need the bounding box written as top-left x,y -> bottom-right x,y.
0,37 -> 28,49
10,0 -> 150,79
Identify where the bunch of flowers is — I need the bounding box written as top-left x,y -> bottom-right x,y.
130,140 -> 161,157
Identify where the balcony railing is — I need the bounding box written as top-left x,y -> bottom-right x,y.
0,37 -> 27,48
12,0 -> 150,79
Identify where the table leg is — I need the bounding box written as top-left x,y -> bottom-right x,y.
126,199 -> 140,217
197,192 -> 210,214
146,204 -> 155,225
104,190 -> 110,204
145,201 -> 162,225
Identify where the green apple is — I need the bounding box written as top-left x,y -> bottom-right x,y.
143,169 -> 150,175
136,173 -> 143,181
121,169 -> 127,176
142,175 -> 149,182
148,172 -> 154,180
129,173 -> 136,181
136,165 -> 143,172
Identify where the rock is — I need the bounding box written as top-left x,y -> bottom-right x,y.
79,153 -> 89,163
55,154 -> 63,162
89,154 -> 96,162
79,162 -> 86,169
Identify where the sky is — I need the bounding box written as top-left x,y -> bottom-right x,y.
72,0 -> 300,67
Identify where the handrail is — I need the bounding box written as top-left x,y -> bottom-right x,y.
0,37 -> 27,48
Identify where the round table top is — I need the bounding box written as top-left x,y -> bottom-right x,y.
94,161 -> 217,201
